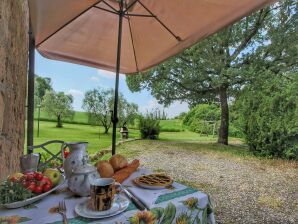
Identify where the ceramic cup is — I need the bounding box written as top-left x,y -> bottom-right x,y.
90,178 -> 116,211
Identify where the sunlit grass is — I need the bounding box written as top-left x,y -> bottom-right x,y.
25,120 -> 140,154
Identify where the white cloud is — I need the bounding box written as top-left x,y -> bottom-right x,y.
90,69 -> 125,82
67,89 -> 84,97
140,99 -> 189,118
97,69 -> 115,79
90,76 -> 100,81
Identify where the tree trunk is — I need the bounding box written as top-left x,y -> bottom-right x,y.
218,87 -> 229,145
57,113 -> 62,128
104,125 -> 109,134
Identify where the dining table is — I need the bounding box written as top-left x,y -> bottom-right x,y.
0,167 -> 215,224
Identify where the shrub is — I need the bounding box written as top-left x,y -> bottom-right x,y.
238,75 -> 298,159
189,119 -> 217,135
138,113 -> 160,139
183,104 -> 220,127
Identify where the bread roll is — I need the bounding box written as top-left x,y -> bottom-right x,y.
109,154 -> 128,171
113,159 -> 140,183
96,160 -> 114,178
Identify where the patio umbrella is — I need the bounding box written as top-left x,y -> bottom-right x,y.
28,0 -> 274,154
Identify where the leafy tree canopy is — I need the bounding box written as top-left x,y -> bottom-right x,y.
83,87 -> 139,134
42,90 -> 74,128
236,73 -> 298,159
34,75 -> 52,105
126,0 -> 298,145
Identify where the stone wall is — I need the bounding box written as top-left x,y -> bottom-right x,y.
0,0 -> 29,181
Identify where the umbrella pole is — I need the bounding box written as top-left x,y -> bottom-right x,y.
112,0 -> 124,155
27,23 -> 35,152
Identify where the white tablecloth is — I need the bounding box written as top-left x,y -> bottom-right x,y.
0,168 -> 215,224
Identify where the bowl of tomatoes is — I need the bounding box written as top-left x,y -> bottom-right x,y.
0,171 -> 65,209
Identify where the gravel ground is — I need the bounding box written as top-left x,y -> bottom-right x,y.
118,140 -> 298,224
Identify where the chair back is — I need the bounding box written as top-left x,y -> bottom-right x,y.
27,140 -> 65,171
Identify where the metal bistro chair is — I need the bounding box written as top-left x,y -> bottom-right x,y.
27,140 -> 66,172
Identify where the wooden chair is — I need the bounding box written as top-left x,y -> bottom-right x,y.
27,140 -> 65,170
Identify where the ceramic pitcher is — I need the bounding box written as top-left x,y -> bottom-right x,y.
63,142 -> 89,179
68,155 -> 100,196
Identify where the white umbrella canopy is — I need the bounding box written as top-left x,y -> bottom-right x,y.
29,0 -> 275,153
29,0 -> 274,74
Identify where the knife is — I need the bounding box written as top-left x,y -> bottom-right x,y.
119,185 -> 147,211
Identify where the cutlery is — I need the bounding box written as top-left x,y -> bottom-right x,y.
58,200 -> 68,224
119,185 -> 147,211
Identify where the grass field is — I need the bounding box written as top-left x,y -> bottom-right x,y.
26,121 -> 140,154
34,110 -> 90,124
34,109 -> 184,132
25,120 -> 242,155
159,119 -> 185,132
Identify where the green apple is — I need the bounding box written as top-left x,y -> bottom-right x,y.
43,168 -> 61,186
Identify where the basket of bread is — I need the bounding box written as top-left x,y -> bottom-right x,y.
96,154 -> 140,183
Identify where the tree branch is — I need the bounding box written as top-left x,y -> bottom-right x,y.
229,9 -> 270,62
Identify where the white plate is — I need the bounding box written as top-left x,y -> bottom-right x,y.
1,176 -> 65,209
75,195 -> 129,219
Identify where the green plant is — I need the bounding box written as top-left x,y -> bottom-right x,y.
37,152 -> 62,172
0,181 -> 34,204
183,104 -> 220,127
138,113 -> 160,139
238,75 -> 298,159
189,119 -> 218,136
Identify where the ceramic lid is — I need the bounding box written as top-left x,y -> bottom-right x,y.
73,164 -> 96,175
72,155 -> 96,174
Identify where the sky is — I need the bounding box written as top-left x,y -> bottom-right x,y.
35,51 -> 189,118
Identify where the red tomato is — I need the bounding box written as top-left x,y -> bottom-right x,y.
64,150 -> 70,158
26,173 -> 34,181
28,183 -> 36,192
22,180 -> 30,188
35,173 -> 43,181
34,186 -> 43,194
40,177 -> 52,187
43,184 -> 52,192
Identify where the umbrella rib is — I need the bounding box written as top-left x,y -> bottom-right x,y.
94,6 -> 119,15
137,0 -> 181,42
126,12 -> 139,72
36,0 -> 103,47
101,0 -> 119,13
124,0 -> 138,13
125,13 -> 156,18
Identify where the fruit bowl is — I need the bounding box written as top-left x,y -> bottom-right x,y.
0,175 -> 65,209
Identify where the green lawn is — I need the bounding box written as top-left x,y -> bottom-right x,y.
26,121 -> 140,155
25,120 -> 243,155
34,110 -> 90,124
35,110 -> 186,132
159,119 -> 185,132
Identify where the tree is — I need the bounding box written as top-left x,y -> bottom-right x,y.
126,0 -> 297,145
43,90 -> 74,127
236,73 -> 298,159
34,75 -> 52,105
118,99 -> 139,127
83,88 -> 114,134
83,88 -> 139,134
